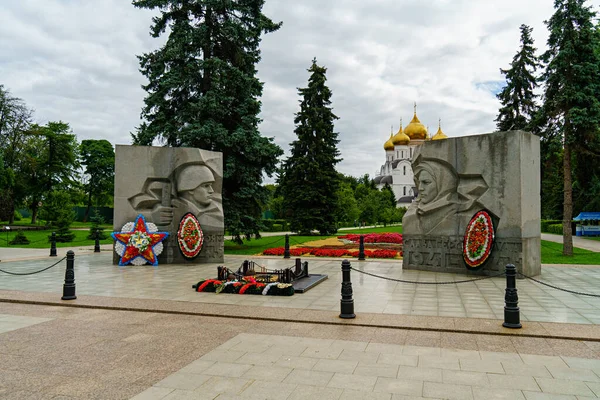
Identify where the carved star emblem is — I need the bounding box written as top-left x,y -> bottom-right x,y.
112,215 -> 169,266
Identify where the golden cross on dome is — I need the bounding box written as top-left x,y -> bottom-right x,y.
413,102 -> 417,114
439,118 -> 442,128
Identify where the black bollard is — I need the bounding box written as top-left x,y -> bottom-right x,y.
94,230 -> 101,253
340,259 -> 356,319
295,258 -> 301,275
503,264 -> 521,329
61,250 -> 77,300
284,234 -> 291,259
50,232 -> 57,257
242,260 -> 249,275
358,235 -> 365,261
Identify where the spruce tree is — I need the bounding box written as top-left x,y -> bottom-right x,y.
495,24 -> 540,131
132,0 -> 283,242
280,59 -> 341,235
540,0 -> 600,255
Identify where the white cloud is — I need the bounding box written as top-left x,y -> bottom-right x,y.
1,0 -> 598,180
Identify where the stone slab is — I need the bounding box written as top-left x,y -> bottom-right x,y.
403,131 -> 541,276
113,145 -> 224,264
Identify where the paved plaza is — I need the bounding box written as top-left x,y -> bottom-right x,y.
0,236 -> 600,399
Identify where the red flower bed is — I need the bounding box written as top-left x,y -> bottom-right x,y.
262,247 -> 285,256
338,233 -> 403,244
261,247 -> 397,259
370,249 -> 399,258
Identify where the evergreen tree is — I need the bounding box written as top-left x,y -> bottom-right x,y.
495,24 -> 540,131
540,0 -> 600,255
132,0 -> 283,242
279,59 -> 341,235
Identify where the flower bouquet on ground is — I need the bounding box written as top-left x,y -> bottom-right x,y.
192,278 -> 295,296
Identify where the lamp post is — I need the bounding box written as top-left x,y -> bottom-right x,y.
4,226 -> 10,245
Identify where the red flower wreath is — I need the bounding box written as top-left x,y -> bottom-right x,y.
463,211 -> 495,269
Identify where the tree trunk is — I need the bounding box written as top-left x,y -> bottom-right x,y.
8,192 -> 14,224
31,204 -> 38,225
562,142 -> 573,256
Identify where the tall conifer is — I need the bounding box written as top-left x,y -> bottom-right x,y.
495,24 -> 540,131
540,0 -> 600,255
132,0 -> 283,242
280,59 -> 341,235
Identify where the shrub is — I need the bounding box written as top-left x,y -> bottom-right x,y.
9,230 -> 30,245
541,220 -> 562,232
547,223 -> 563,235
87,210 -> 108,240
13,210 -> 22,221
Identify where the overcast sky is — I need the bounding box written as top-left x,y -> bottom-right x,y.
2,0 -> 599,180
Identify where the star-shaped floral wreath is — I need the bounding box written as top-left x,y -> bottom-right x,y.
112,214 -> 169,266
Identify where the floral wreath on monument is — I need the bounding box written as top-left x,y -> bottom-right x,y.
463,210 -> 495,270
112,214 -> 169,266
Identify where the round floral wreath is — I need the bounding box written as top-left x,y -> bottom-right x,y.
463,210 -> 495,269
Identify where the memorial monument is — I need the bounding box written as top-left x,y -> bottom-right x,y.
113,145 -> 224,264
402,130 -> 541,276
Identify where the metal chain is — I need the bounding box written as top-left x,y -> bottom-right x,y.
0,256 -> 67,276
518,272 -> 600,298
350,267 -> 505,284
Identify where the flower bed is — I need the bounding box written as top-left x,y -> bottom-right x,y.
261,246 -> 400,258
193,279 -> 295,296
337,233 -> 403,244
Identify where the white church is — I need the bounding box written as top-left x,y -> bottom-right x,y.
373,104 -> 448,207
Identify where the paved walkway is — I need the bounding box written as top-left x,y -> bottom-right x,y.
3,252 -> 600,324
542,233 -> 600,252
1,245 -> 600,399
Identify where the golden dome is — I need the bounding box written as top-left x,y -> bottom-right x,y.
383,128 -> 394,151
391,119 -> 410,145
431,119 -> 448,140
404,103 -> 428,140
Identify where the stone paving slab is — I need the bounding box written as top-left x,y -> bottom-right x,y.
1,302 -> 600,400
131,333 -> 600,400
2,289 -> 600,341
1,252 -> 600,325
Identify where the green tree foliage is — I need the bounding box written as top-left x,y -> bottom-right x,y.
495,24 -> 541,132
334,182 -> 360,226
80,139 -> 115,221
279,59 -> 341,235
0,85 -> 32,222
41,191 -> 76,242
87,209 -> 108,240
25,122 -> 80,224
539,0 -> 600,255
132,0 -> 282,243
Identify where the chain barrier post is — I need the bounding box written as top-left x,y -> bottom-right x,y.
503,264 -> 521,329
358,235 -> 365,260
94,229 -> 101,253
50,232 -> 57,257
61,250 -> 77,300
284,234 -> 290,259
340,259 -> 356,319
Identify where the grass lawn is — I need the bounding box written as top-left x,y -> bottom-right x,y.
541,240 -> 600,265
0,229 -> 112,248
1,217 -> 112,230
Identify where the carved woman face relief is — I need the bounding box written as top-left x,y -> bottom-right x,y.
417,170 -> 437,204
